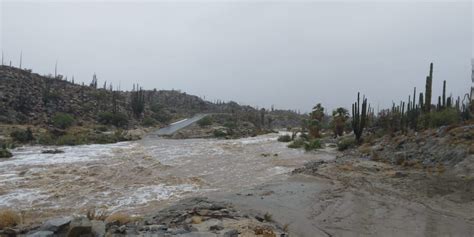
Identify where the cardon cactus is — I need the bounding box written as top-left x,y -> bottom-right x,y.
352,92 -> 368,143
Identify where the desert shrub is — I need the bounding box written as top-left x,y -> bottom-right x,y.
10,128 -> 34,143
277,135 -> 292,142
304,139 -> 322,151
95,125 -> 108,132
142,117 -> 157,127
151,110 -> 173,124
37,132 -> 55,145
337,137 -> 356,151
223,121 -> 237,129
213,129 -> 227,138
86,208 -> 108,221
0,148 -> 13,158
429,108 -> 460,128
105,212 -> 130,225
288,139 -> 305,149
0,209 -> 21,229
98,112 -> 129,128
52,113 -> 75,129
197,116 -> 213,127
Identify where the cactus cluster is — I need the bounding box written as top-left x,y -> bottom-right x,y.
351,92 -> 368,143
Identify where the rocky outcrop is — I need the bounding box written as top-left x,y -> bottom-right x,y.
22,198 -> 287,237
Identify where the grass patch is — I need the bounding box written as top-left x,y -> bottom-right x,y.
287,139 -> 305,149
337,137 -> 356,151
304,139 -> 322,151
105,212 -> 131,225
0,209 -> 21,229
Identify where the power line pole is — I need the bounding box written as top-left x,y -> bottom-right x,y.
55,60 -> 58,78
19,51 -> 22,69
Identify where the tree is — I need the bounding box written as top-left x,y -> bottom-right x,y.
308,103 -> 324,138
332,107 -> 349,137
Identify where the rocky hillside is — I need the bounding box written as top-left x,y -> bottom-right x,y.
0,66 -> 304,129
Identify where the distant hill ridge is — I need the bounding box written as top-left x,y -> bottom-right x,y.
0,66 -> 303,128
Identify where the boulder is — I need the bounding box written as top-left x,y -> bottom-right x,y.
91,220 -> 105,237
27,231 -> 55,237
40,217 -> 72,233
223,229 -> 239,237
66,217 -> 92,237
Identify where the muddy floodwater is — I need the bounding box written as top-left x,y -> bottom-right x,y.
0,133 -> 334,223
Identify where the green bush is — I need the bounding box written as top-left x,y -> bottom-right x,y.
277,135 -> 292,142
197,116 -> 213,127
288,139 -> 305,149
337,137 -> 356,151
52,113 -> 75,129
213,129 -> 227,138
98,112 -> 129,128
10,128 -> 34,143
223,121 -> 237,129
304,139 -> 322,151
152,110 -> 173,124
428,108 -> 460,128
37,133 -> 55,145
0,148 -> 13,158
142,117 -> 157,127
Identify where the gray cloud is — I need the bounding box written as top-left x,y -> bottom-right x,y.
1,1 -> 472,112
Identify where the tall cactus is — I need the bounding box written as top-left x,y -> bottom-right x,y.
424,63 -> 433,112
442,80 -> 446,108
352,92 -> 368,143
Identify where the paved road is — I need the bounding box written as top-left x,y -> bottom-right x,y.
151,113 -> 208,136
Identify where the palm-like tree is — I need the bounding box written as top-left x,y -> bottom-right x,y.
308,103 -> 325,138
332,107 -> 349,137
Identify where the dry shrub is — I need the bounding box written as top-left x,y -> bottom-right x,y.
86,208 -> 108,221
105,212 -> 131,225
263,212 -> 273,222
0,209 -> 21,229
254,226 -> 276,237
338,163 -> 354,172
358,144 -> 372,155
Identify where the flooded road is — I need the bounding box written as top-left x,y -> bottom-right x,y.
0,133 -> 333,224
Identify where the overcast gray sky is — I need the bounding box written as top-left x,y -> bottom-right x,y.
1,0 -> 472,112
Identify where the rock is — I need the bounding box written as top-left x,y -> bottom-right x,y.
209,224 -> 224,231
0,148 -> 13,158
191,216 -> 202,224
393,171 -> 408,178
117,225 -> 127,233
27,231 -> 55,237
67,217 -> 92,237
177,232 -> 218,237
124,129 -> 146,140
147,224 -> 167,232
3,227 -> 19,235
41,149 -> 64,154
255,215 -> 265,222
40,217 -> 72,232
91,220 -> 105,237
223,229 -> 239,237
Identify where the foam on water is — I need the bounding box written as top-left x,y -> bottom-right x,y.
1,142 -> 135,167
0,188 -> 49,207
